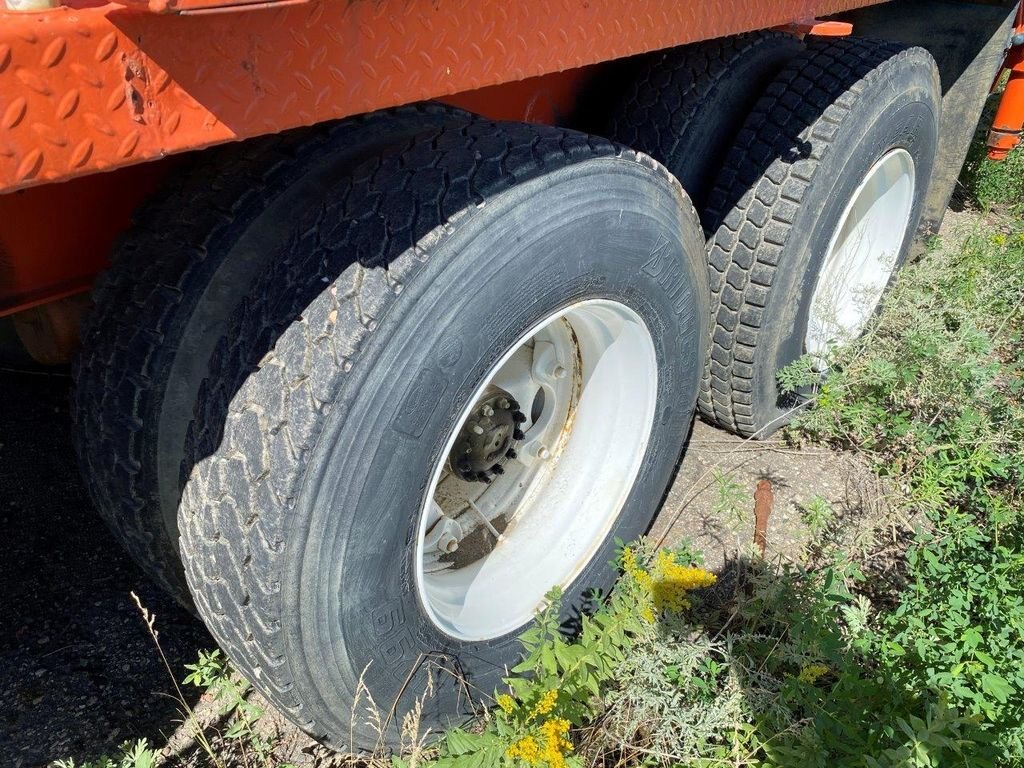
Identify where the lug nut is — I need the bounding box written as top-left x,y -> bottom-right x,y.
472,424 -> 485,435
553,365 -> 567,379
512,411 -> 526,424
499,398 -> 510,410
438,531 -> 459,554
481,405 -> 494,417
536,445 -> 551,460
513,429 -> 525,440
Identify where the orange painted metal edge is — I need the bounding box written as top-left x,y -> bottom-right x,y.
117,0 -> 313,17
987,3 -> 1024,160
782,19 -> 854,37
0,0 -> 890,195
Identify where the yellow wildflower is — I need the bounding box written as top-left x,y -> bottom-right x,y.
622,546 -> 639,574
797,663 -> 829,684
649,550 -> 716,615
496,693 -> 516,714
533,688 -> 558,716
506,736 -> 540,764
538,718 -> 573,768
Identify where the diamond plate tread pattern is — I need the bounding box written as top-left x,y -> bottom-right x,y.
0,0 -> 887,194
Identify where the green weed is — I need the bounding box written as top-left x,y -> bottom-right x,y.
712,469 -> 749,529
958,85 -> 1024,215
52,740 -> 158,768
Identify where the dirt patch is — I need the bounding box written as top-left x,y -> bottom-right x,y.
652,420 -> 891,572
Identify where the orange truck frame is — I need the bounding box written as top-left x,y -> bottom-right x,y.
2,0 -> 1022,753
0,0 -> 1019,338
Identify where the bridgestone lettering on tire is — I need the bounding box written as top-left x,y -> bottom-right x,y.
699,38 -> 941,437
177,121 -> 708,747
71,104 -> 472,604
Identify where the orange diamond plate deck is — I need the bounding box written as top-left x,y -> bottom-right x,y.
0,0 -> 888,195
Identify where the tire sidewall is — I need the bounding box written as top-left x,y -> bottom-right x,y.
751,76 -> 939,431
154,109 -> 470,548
281,160 -> 707,737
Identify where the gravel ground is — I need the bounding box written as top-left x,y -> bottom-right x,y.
0,367 -> 212,768
0,361 -> 878,767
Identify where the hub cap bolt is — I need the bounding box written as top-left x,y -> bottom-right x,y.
438,532 -> 459,554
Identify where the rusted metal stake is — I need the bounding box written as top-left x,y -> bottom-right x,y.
753,478 -> 773,557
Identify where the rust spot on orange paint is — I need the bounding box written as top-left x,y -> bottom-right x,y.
120,53 -> 150,123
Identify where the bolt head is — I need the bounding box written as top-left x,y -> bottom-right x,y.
553,365 -> 567,379
472,424 -> 485,435
538,446 -> 551,460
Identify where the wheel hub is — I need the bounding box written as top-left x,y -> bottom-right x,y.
448,388 -> 526,483
417,300 -> 658,641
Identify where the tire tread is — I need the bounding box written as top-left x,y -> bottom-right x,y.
178,120 -> 693,744
698,39 -> 937,436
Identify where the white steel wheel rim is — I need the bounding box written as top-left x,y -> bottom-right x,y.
806,148 -> 916,364
414,299 -> 658,641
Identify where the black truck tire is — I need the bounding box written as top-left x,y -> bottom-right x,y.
699,39 -> 940,437
72,103 -> 474,605
607,31 -> 803,224
177,121 -> 709,747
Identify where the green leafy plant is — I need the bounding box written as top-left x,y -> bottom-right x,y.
427,546 -> 717,768
52,739 -> 157,768
712,469 -> 749,529
183,648 -> 268,748
800,495 -> 836,538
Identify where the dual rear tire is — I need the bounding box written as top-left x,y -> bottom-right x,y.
72,34 -> 940,751
76,119 -> 709,746
699,39 -> 940,436
608,35 -> 940,437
